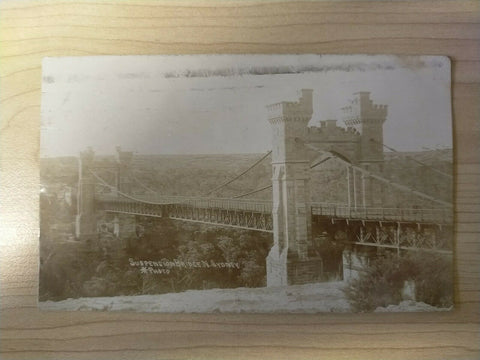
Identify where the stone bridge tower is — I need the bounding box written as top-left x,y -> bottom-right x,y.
342,92 -> 387,168
115,146 -> 134,195
266,89 -> 319,286
75,147 -> 96,240
112,147 -> 135,241
342,92 -> 388,206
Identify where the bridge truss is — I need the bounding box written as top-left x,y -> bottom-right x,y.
98,197 -> 273,233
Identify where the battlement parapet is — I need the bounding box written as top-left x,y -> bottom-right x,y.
342,103 -> 388,113
343,106 -> 388,122
342,92 -> 388,126
267,89 -> 313,123
307,121 -> 360,143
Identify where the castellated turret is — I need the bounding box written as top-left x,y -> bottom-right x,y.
267,89 -> 313,163
341,92 -> 387,164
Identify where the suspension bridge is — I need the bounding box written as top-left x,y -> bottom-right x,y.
75,90 -> 453,286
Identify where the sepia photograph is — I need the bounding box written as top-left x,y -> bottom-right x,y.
38,54 -> 453,313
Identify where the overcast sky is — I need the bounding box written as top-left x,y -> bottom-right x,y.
40,55 -> 452,157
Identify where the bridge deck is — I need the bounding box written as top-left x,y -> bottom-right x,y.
98,194 -> 272,213
311,203 -> 453,225
97,194 -> 452,225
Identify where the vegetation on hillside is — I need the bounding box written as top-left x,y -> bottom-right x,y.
343,251 -> 453,312
40,191 -> 271,301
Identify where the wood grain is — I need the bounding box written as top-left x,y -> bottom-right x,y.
0,1 -> 479,359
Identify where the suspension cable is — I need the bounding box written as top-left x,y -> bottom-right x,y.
232,156 -> 331,199
370,138 -> 453,179
310,156 -> 332,169
131,172 -> 157,194
94,166 -> 158,194
89,170 -> 186,206
203,150 -> 272,196
346,159 -> 452,207
305,144 -> 452,207
233,184 -> 272,199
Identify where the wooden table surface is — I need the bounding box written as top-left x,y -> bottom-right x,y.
0,1 -> 479,359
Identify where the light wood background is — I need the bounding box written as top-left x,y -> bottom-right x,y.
0,1 -> 479,359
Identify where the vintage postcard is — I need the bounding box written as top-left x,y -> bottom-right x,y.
39,54 -> 453,312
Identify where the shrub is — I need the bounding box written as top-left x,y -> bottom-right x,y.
343,250 -> 453,312
403,251 -> 453,308
343,252 -> 404,312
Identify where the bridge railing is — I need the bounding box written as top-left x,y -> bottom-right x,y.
311,202 -> 453,224
98,194 -> 452,224
97,194 -> 273,213
177,198 -> 273,213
